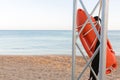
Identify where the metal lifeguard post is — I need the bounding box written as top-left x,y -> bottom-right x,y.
72,0 -> 109,80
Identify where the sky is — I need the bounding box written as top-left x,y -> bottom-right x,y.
0,0 -> 119,30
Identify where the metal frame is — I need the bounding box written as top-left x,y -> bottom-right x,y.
72,0 -> 109,80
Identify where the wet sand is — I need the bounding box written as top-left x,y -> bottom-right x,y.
0,55 -> 119,80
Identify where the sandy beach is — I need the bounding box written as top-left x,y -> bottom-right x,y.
0,55 -> 119,80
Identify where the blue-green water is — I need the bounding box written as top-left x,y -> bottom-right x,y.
0,30 -> 119,55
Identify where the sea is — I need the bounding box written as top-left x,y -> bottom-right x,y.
0,30 -> 120,55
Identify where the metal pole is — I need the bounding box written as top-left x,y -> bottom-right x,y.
76,43 -> 98,80
77,45 -> 100,80
79,0 -> 100,41
76,0 -> 100,40
99,0 -> 109,80
72,0 -> 77,80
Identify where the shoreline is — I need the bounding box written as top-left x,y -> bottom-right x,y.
0,55 -> 119,80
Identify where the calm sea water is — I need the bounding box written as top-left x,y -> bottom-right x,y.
0,30 -> 119,55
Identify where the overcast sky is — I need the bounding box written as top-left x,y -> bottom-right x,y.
0,0 -> 119,30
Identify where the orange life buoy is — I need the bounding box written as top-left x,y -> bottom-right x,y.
77,9 -> 117,74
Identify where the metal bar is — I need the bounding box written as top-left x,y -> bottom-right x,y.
76,43 -> 98,80
76,0 -> 100,40
79,0 -> 100,41
72,0 -> 77,80
98,0 -> 109,80
77,45 -> 100,80
75,1 -> 101,80
98,0 -> 102,19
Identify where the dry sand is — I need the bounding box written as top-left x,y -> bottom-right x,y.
0,55 -> 119,80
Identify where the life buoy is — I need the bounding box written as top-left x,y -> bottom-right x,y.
77,9 -> 117,74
